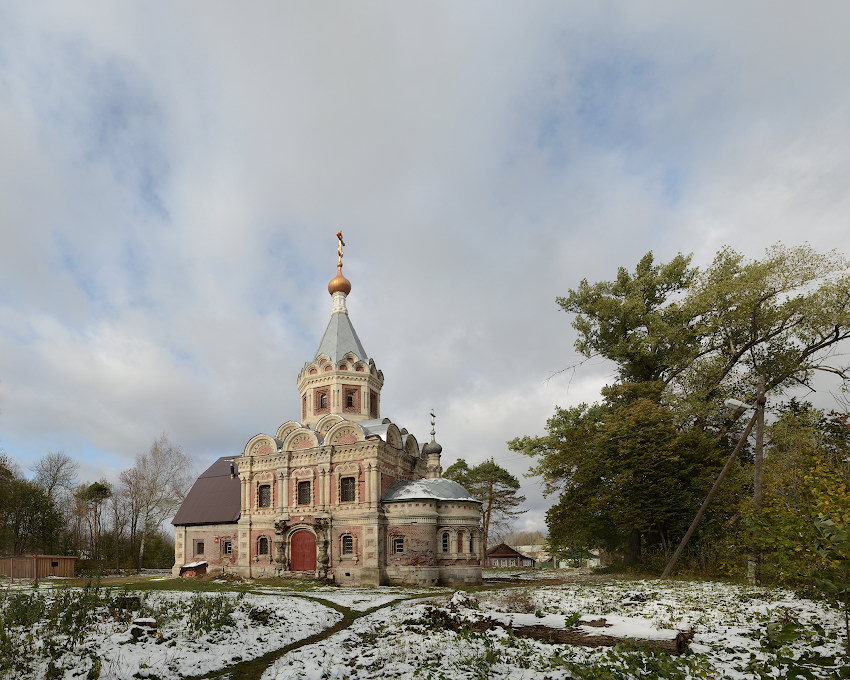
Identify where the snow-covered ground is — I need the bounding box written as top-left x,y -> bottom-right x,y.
0,588 -> 340,680
264,579 -> 848,680
2,578 -> 846,680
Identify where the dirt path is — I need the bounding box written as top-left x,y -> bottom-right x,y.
181,578 -> 578,680
181,593 -> 426,680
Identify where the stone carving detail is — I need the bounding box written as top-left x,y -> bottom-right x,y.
334,429 -> 358,445
288,431 -> 318,451
315,518 -> 330,579
250,439 -> 274,456
273,520 -> 288,569
386,425 -> 402,449
335,462 -> 360,475
276,422 -> 300,440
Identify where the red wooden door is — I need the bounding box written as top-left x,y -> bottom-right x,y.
290,530 -> 316,571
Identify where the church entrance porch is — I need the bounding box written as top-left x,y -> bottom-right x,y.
290,529 -> 317,571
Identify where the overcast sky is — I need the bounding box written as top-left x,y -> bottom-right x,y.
2,2 -> 850,533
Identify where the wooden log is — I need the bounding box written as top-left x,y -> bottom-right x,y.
467,621 -> 689,654
423,608 -> 690,654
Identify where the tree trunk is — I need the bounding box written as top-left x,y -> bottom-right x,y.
91,504 -> 98,561
624,529 -> 641,565
482,482 -> 493,549
137,531 -> 146,573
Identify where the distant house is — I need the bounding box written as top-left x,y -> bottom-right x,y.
514,544 -> 551,565
485,543 -> 536,568
0,555 -> 77,579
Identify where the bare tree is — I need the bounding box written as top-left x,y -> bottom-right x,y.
0,451 -> 20,483
32,452 -> 79,504
122,435 -> 194,571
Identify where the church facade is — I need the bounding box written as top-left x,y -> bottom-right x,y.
172,237 -> 483,586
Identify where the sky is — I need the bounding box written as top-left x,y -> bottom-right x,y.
2,2 -> 850,534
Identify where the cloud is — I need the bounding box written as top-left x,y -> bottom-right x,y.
1,2 -> 850,535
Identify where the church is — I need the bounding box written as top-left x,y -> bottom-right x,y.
172,235 -> 483,586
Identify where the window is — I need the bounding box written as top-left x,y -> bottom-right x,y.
340,476 -> 355,502
315,388 -> 329,413
222,540 -> 233,555
393,538 -> 405,554
302,395 -> 307,420
258,484 -> 271,507
469,534 -> 475,554
258,537 -> 269,555
342,386 -> 360,413
195,541 -> 205,555
370,390 -> 379,418
51,561 -> 59,567
441,532 -> 450,553
457,531 -> 465,553
297,480 -> 311,505
342,535 -> 354,555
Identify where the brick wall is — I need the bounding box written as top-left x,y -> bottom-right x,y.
386,524 -> 436,567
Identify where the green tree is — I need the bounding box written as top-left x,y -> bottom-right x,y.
2,480 -> 63,553
77,481 -> 112,560
510,383 -> 724,565
444,458 -> 526,549
559,251 -> 698,384
524,244 -> 850,567
561,245 -> 850,428
748,403 -> 850,584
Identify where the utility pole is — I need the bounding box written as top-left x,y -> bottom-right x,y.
661,407 -> 759,579
747,378 -> 767,585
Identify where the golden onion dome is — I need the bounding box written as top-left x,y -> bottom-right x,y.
328,264 -> 352,295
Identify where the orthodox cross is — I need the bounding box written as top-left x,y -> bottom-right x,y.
336,230 -> 345,267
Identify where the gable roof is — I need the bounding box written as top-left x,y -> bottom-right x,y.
172,456 -> 241,526
315,309 -> 368,363
485,543 -> 533,559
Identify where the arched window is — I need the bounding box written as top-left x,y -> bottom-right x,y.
342,535 -> 354,555
469,534 -> 475,554
457,531 -> 465,553
441,532 -> 450,553
258,536 -> 269,555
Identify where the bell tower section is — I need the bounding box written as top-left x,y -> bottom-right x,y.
296,232 -> 384,428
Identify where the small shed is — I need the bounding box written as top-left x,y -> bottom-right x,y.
486,543 -> 536,568
179,560 -> 208,578
0,555 -> 77,579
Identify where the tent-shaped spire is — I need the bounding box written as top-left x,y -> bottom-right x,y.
314,297 -> 368,363
315,230 -> 368,363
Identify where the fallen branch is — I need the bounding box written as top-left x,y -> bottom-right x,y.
421,607 -> 691,654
